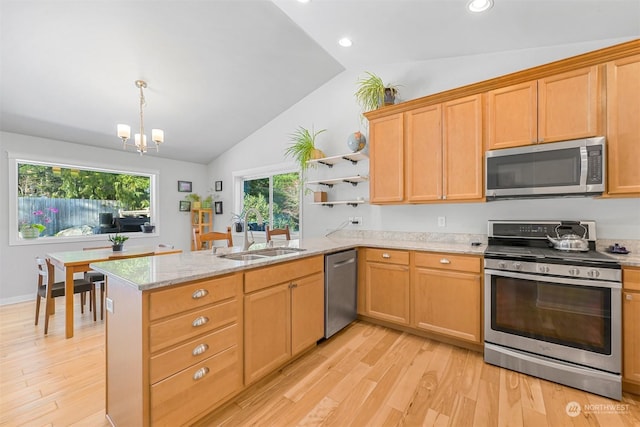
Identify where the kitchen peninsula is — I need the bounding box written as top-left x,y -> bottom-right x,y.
92,235 -> 486,426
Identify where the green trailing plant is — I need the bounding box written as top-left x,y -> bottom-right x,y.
284,126 -> 326,171
108,233 -> 129,245
354,71 -> 399,113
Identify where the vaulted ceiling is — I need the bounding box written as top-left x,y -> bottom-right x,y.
1,0 -> 639,164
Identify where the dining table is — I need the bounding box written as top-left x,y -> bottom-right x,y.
47,245 -> 182,338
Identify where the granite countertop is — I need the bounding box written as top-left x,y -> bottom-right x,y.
90,235 -> 486,291
90,233 -> 640,291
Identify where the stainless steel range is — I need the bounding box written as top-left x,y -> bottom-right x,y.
484,220 -> 622,400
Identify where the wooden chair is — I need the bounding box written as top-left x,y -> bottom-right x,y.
35,257 -> 96,334
194,227 -> 233,250
83,246 -> 110,320
266,225 -> 291,242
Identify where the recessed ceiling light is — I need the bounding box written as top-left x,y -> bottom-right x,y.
467,0 -> 493,12
297,0 -> 311,3
338,37 -> 352,48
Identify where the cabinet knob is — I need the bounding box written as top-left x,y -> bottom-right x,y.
192,316 -> 209,327
382,253 -> 391,259
440,258 -> 451,264
192,367 -> 209,381
192,288 -> 208,299
192,343 -> 209,356
626,293 -> 634,301
290,282 -> 298,289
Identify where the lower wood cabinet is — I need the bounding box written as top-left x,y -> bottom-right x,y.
244,256 -> 324,385
412,252 -> 482,343
106,272 -> 244,427
364,248 -> 410,325
623,266 -> 640,393
361,248 -> 483,347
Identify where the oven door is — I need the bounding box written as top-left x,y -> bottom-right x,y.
484,268 -> 621,374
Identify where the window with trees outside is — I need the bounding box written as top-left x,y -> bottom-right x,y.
10,157 -> 156,244
241,171 -> 300,235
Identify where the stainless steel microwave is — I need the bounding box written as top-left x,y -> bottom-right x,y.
485,137 -> 605,200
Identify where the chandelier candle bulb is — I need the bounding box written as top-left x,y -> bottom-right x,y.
117,124 -> 130,140
152,129 -> 164,144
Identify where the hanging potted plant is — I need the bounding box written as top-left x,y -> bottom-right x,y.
284,126 -> 327,171
355,71 -> 400,112
108,233 -> 129,251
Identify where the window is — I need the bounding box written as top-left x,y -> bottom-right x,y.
238,168 -> 300,235
9,155 -> 157,244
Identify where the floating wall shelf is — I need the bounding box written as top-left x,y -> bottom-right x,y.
306,175 -> 369,188
307,152 -> 368,168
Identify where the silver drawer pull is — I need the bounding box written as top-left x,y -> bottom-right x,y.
192,367 -> 209,381
192,316 -> 209,327
192,288 -> 208,299
382,253 -> 391,259
439,258 -> 451,264
192,343 -> 209,356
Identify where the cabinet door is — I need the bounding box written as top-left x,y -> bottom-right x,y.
291,272 -> 324,356
365,262 -> 410,325
485,81 -> 537,149
538,66 -> 600,143
369,113 -> 404,203
413,268 -> 481,343
607,54 -> 640,196
623,291 -> 640,386
244,283 -> 291,384
442,94 -> 484,201
405,104 -> 442,201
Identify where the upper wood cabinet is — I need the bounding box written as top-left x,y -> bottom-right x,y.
485,66 -> 601,150
370,95 -> 483,204
369,113 -> 404,203
606,54 -> 640,196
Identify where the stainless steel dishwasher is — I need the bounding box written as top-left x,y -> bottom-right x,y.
324,249 -> 357,338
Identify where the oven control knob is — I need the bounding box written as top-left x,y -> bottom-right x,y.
587,269 -> 600,278
538,265 -> 550,273
498,262 -> 507,269
512,262 -> 522,271
568,268 -> 581,276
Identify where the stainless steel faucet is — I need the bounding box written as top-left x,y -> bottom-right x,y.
242,208 -> 264,251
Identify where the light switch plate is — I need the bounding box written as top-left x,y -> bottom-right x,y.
106,297 -> 114,314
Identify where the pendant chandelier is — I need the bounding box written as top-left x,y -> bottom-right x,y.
117,80 -> 164,154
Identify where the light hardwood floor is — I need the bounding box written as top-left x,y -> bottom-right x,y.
1,300 -> 639,426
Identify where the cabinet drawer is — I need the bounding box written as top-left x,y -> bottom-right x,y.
244,255 -> 323,293
624,267 -> 640,291
150,323 -> 239,384
150,299 -> 239,353
151,345 -> 242,426
365,248 -> 409,265
149,273 -> 241,321
414,252 -> 481,273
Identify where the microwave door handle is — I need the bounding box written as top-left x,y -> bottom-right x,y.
579,146 -> 588,187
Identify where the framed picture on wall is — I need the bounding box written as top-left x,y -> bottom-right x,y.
214,181 -> 222,192
179,200 -> 191,212
178,180 -> 192,192
214,201 -> 223,215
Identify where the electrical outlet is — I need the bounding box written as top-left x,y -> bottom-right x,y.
106,297 -> 114,314
437,216 -> 446,227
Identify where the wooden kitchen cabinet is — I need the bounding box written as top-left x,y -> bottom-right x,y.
370,95 -> 483,204
606,54 -> 640,196
412,252 -> 482,343
486,66 -> 601,150
364,248 -> 410,325
243,256 -> 324,385
106,273 -> 243,427
623,266 -> 640,394
369,112 -> 404,203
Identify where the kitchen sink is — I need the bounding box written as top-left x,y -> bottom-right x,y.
218,247 -> 306,261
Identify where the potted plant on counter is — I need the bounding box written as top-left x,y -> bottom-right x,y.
108,233 -> 129,251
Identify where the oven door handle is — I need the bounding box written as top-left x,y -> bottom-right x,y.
484,269 -> 622,289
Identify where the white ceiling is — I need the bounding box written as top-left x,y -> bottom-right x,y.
1,0 -> 639,164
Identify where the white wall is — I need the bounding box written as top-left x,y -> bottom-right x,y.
0,132 -> 209,303
209,37 -> 640,240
